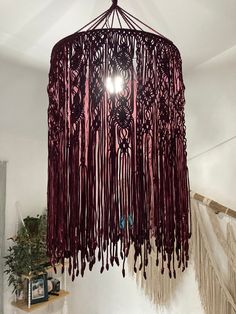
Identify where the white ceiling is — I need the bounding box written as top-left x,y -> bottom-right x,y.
0,0 -> 236,72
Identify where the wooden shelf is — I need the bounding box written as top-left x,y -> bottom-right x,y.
11,290 -> 69,312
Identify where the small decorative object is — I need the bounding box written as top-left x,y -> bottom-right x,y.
128,214 -> 134,228
47,277 -> 60,294
4,213 -> 48,296
119,216 -> 126,230
47,0 -> 191,279
28,273 -> 48,305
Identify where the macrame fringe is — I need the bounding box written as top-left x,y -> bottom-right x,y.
128,239 -> 183,307
207,207 -> 236,274
192,201 -> 236,314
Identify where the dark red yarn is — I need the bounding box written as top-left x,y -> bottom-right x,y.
47,26 -> 191,280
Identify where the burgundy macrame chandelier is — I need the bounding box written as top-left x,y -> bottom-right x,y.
47,0 -> 191,280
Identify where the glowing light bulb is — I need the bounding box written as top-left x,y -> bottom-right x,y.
105,76 -> 123,94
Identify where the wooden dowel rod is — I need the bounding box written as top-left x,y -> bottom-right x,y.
190,191 -> 236,219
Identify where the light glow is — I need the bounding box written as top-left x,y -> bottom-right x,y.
105,76 -> 123,94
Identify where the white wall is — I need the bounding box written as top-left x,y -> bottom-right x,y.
0,133 -> 47,237
0,57 -> 48,313
185,45 -> 236,209
0,56 -> 48,237
65,262 -> 201,314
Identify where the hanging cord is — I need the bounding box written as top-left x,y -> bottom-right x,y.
75,0 -> 166,38
76,10 -> 106,32
115,8 -> 123,28
90,9 -> 113,30
120,7 -> 167,38
77,7 -> 112,32
111,7 -> 116,28
118,6 -> 143,31
117,6 -> 137,30
112,0 -> 118,7
100,10 -> 113,29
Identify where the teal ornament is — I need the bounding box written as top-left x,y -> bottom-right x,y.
128,214 -> 134,227
119,216 -> 126,229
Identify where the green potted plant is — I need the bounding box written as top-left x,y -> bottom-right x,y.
4,213 -> 48,296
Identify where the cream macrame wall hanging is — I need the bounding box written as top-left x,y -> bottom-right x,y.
128,193 -> 236,314
191,197 -> 236,314
128,242 -> 183,308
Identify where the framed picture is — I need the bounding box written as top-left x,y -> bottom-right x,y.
28,273 -> 48,305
